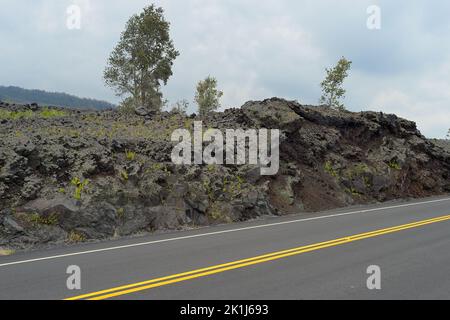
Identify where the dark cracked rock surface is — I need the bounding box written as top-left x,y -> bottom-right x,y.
0,98 -> 449,252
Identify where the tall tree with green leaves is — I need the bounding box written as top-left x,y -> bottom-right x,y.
195,76 -> 223,117
446,128 -> 450,140
104,5 -> 179,112
320,57 -> 352,111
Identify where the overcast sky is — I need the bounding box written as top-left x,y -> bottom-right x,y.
0,0 -> 449,138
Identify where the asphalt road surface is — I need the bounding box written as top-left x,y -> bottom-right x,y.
1,195 -> 450,300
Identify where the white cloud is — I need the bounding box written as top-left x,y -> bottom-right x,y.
0,0 -> 449,137
369,63 -> 450,138
35,1 -> 61,33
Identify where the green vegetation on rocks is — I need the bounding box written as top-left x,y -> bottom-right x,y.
0,98 -> 449,252
0,107 -> 67,120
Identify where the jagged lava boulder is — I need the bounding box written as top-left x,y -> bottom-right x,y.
0,98 -> 449,251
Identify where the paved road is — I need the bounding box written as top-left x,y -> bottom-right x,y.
1,195 -> 450,300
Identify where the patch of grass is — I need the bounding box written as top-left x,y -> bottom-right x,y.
151,163 -> 163,171
0,109 -> 33,120
120,170 -> 129,181
71,177 -> 89,200
125,150 -> 136,161
222,175 -> 244,199
354,163 -> 370,175
388,160 -> 401,170
39,107 -> 67,119
324,161 -> 338,177
345,187 -> 362,196
208,202 -> 232,223
202,179 -> 214,200
363,176 -> 372,188
30,112 -> 192,143
68,231 -> 86,243
146,163 -> 171,176
14,130 -> 23,137
27,213 -> 58,226
0,107 -> 67,120
345,163 -> 371,180
0,248 -> 15,256
117,208 -> 125,219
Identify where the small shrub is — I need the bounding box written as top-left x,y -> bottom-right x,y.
27,213 -> 58,226
236,176 -> 244,187
120,170 -> 129,181
202,179 -> 214,200
71,177 -> 90,200
222,176 -> 244,198
208,202 -> 232,223
345,187 -> 362,196
68,231 -> 86,243
388,160 -> 401,170
146,163 -> 170,176
40,107 -> 67,119
125,150 -> 136,161
363,176 -> 372,188
324,161 -> 338,177
0,248 -> 15,256
14,130 -> 23,137
151,163 -> 163,171
117,208 -> 125,218
346,163 -> 370,179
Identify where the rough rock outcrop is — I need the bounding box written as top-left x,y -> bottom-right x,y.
0,98 -> 449,251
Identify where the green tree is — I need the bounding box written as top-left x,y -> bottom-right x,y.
195,76 -> 223,117
104,5 -> 179,113
446,128 -> 450,140
320,57 -> 352,111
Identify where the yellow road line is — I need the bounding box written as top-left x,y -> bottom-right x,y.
65,214 -> 450,300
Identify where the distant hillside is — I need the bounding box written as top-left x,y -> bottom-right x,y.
0,86 -> 115,110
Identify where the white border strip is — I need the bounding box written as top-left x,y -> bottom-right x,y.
1,197 -> 449,268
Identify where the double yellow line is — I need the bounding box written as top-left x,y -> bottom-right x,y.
66,214 -> 450,300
